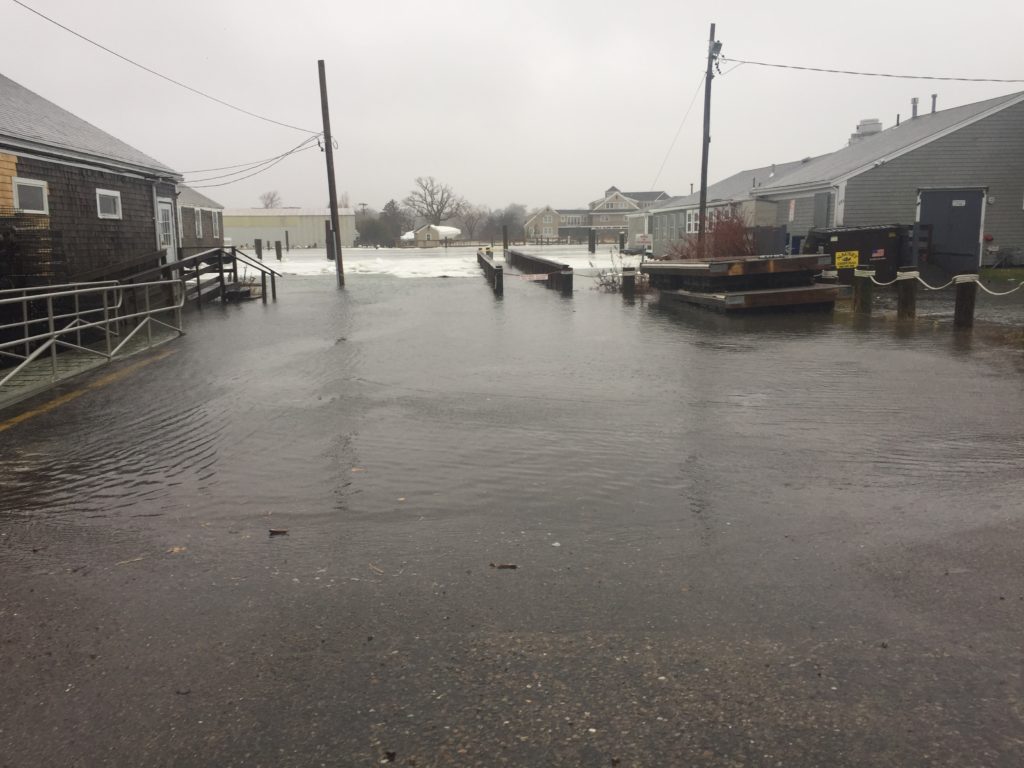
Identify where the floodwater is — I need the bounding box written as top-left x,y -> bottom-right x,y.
2,247 -> 1023,767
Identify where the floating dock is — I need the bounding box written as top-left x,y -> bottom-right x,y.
640,254 -> 838,312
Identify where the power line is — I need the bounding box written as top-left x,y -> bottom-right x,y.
10,0 -> 320,133
181,135 -> 336,174
184,136 -> 321,183
719,56 -> 1024,83
649,74 -> 705,191
187,137 -> 319,188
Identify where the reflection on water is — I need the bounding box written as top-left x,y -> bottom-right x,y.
1,254 -> 1023,567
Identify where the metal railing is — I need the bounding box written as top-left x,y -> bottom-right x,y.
0,279 -> 184,391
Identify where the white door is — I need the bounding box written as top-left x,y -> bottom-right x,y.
157,199 -> 177,264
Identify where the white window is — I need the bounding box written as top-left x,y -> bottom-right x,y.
601,214 -> 608,222
211,211 -> 220,238
13,177 -> 48,214
96,188 -> 122,219
543,214 -> 552,224
543,226 -> 553,236
194,208 -> 203,239
685,210 -> 699,234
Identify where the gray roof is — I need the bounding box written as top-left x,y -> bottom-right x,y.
0,73 -> 180,178
621,190 -> 669,202
177,185 -> 223,210
647,159 -> 815,213
757,91 -> 1024,193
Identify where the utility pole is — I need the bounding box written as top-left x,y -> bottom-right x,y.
697,23 -> 721,254
318,59 -> 345,287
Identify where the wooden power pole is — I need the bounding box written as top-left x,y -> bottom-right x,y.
697,23 -> 720,254
318,59 -> 345,287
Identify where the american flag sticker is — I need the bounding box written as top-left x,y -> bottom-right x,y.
871,248 -> 886,260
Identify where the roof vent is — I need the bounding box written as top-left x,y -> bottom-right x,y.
849,118 -> 883,145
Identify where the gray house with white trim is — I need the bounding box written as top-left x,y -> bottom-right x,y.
642,91 -> 1024,271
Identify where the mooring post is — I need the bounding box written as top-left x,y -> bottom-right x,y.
275,240 -> 282,261
560,267 -> 573,296
622,266 -> 636,298
853,267 -> 874,316
285,230 -> 290,252
231,246 -> 238,282
896,267 -> 917,320
255,239 -> 262,260
494,265 -> 503,296
953,274 -> 978,329
270,272 -> 277,302
502,225 -> 509,255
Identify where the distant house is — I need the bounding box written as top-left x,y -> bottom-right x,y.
177,186 -> 224,255
412,224 -> 461,247
222,207 -> 356,250
641,91 -> 1024,270
0,73 -> 183,286
525,186 -> 671,243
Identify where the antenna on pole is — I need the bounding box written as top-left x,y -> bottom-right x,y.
697,23 -> 722,255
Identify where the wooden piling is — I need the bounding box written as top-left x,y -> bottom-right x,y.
494,265 -> 503,296
217,251 -> 227,301
255,239 -> 263,260
588,229 -> 596,254
275,240 -> 282,261
622,267 -> 636,298
502,225 -> 509,254
853,267 -> 874,316
953,275 -> 978,329
896,267 -> 917,320
560,267 -> 573,296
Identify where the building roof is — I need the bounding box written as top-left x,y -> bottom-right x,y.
0,73 -> 180,178
177,186 -> 223,210
757,91 -> 1024,194
621,191 -> 669,202
222,207 -> 355,217
647,159 -> 814,213
414,224 -> 461,237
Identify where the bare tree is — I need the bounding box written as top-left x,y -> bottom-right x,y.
259,190 -> 281,208
458,205 -> 488,240
339,191 -> 351,209
404,176 -> 465,225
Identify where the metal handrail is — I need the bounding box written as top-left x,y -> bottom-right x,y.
0,280 -> 184,391
233,248 -> 284,277
0,280 -> 119,298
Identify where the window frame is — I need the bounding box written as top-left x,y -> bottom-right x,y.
211,210 -> 220,239
13,177 -> 49,214
95,188 -> 122,220
194,208 -> 203,239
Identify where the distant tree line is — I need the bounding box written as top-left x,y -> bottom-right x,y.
352,176 -> 528,247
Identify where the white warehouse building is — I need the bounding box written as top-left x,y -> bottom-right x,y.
222,207 -> 356,249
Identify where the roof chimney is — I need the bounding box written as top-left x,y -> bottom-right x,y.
931,94 -> 937,113
911,97 -> 919,118
896,113 -> 901,126
849,118 -> 883,145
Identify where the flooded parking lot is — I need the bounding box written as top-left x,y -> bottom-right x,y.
2,248 -> 1023,767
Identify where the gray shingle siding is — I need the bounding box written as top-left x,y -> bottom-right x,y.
843,100 -> 1024,254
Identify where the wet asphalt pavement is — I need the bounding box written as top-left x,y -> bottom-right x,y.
2,264 -> 1023,767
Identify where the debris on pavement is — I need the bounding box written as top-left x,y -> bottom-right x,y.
489,562 -> 518,570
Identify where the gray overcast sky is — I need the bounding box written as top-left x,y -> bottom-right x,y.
3,0 -> 1022,212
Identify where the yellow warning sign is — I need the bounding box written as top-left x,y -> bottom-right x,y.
835,250 -> 859,269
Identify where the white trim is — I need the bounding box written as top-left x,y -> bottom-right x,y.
96,188 -> 122,219
833,181 -> 846,226
12,176 -> 49,214
0,136 -> 181,181
211,209 -> 220,238
194,207 -> 203,239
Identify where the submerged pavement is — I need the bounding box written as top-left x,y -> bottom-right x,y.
2,264 -> 1023,767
